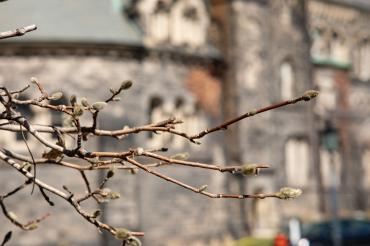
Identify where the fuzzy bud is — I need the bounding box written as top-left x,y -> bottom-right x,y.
115,228 -> 131,240
302,90 -> 319,101
49,92 -> 63,101
69,95 -> 77,106
92,102 -> 107,111
108,191 -> 121,200
124,236 -> 142,246
171,152 -> 189,160
241,164 -> 259,176
136,147 -> 144,155
100,188 -> 111,198
27,223 -> 38,230
80,97 -> 89,107
276,187 -> 302,199
73,104 -> 84,117
89,157 -> 100,164
8,212 -> 17,220
249,109 -> 258,116
30,77 -> 38,84
120,80 -> 133,90
198,185 -> 208,192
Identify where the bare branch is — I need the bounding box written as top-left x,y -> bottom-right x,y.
0,25 -> 37,40
189,91 -> 319,140
126,157 -> 282,199
0,81 -> 316,242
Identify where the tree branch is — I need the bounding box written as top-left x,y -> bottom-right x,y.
0,25 -> 37,40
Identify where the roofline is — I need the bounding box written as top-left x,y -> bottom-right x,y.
312,0 -> 370,12
0,41 -> 225,73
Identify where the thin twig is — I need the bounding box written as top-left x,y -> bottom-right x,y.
0,82 -> 316,241
0,25 -> 37,40
19,124 -> 37,194
0,94 -> 316,144
189,93 -> 317,140
0,150 -> 144,237
126,158 -> 278,199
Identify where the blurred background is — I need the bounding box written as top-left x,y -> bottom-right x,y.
1,0 -> 370,245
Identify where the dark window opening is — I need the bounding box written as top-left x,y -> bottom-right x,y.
15,96 -> 34,140
175,97 -> 184,109
50,95 -> 68,139
183,6 -> 198,21
154,0 -> 170,13
148,96 -> 163,138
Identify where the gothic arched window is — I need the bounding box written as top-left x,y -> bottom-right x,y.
356,39 -> 370,81
170,0 -> 209,47
147,96 -> 169,147
15,96 -> 34,140
285,137 -> 310,187
311,28 -> 329,59
138,0 -> 172,45
329,31 -> 349,64
49,94 -> 68,139
280,61 -> 295,100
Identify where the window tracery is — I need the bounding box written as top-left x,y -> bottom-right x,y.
134,0 -> 209,48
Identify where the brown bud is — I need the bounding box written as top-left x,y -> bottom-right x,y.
107,167 -> 115,179
120,80 -> 133,90
92,210 -> 101,218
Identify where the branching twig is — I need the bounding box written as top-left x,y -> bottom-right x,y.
0,25 -> 37,40
0,80 -> 317,242
126,158 -> 281,199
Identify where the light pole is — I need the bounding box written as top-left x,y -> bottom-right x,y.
320,120 -> 341,246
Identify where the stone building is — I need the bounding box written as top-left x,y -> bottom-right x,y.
308,0 -> 370,217
1,0 -> 370,245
